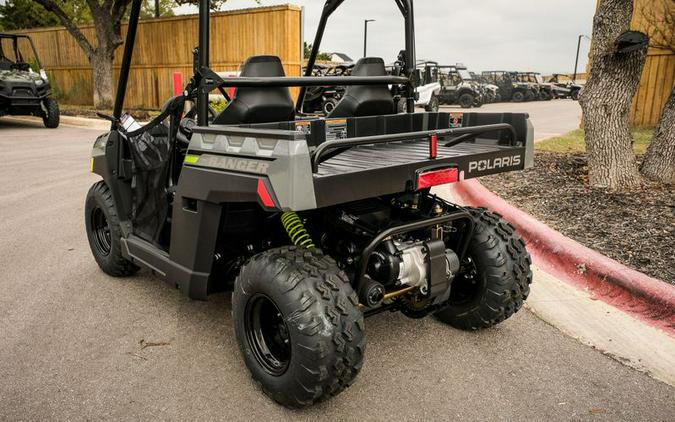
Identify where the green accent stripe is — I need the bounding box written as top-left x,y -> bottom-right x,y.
184,154 -> 200,164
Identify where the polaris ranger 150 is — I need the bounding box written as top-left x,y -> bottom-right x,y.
0,33 -> 59,128
85,0 -> 533,408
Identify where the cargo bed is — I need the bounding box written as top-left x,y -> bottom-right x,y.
186,112 -> 533,210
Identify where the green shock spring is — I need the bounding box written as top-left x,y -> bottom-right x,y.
280,211 -> 315,249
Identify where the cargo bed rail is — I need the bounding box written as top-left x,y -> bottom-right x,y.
311,123 -> 517,172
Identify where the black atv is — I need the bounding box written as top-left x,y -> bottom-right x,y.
85,0 -> 533,408
482,70 -> 537,102
0,34 -> 59,128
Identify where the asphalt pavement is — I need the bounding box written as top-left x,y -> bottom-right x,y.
1,112 -> 673,421
444,98 -> 583,141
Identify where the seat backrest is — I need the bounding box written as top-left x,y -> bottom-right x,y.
212,55 -> 295,125
328,57 -> 394,119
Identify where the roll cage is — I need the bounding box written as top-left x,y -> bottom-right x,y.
112,0 -> 418,129
0,33 -> 43,70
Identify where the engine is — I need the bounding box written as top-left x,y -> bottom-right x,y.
321,194 -> 463,309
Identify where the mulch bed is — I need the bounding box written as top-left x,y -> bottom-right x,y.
481,152 -> 675,284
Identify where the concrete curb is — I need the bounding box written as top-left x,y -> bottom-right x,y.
446,179 -> 675,336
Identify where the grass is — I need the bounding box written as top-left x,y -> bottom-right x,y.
536,128 -> 654,155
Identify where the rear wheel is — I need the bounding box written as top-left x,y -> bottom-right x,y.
571,89 -> 580,101
85,181 -> 139,277
511,91 -> 525,102
458,93 -> 474,108
525,90 -> 536,102
42,98 -> 60,128
233,246 -> 365,408
435,208 -> 532,331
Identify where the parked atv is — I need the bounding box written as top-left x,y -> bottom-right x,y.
517,72 -> 555,101
481,70 -> 536,102
548,74 -> 583,100
85,0 -> 533,409
414,60 -> 442,112
0,34 -> 59,128
470,72 -> 500,103
435,64 -> 484,108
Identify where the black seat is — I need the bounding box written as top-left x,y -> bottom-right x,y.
328,57 -> 394,118
213,55 -> 295,125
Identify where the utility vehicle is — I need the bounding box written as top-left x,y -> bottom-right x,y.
85,0 -> 533,408
0,33 -> 59,128
413,60 -> 441,112
435,64 -> 485,108
470,71 -> 500,103
482,70 -> 537,102
516,72 -> 555,101
548,73 -> 582,100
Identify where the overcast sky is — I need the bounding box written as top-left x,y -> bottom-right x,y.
177,0 -> 595,75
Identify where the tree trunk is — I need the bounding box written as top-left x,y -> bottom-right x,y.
90,50 -> 115,110
579,0 -> 648,190
640,88 -> 675,184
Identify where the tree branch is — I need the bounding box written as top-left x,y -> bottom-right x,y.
32,0 -> 94,57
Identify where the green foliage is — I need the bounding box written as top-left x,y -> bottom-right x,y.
303,42 -> 332,61
536,128 -> 654,155
0,0 -> 60,30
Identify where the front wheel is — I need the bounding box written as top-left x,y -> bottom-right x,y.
425,95 -> 439,112
435,208 -> 532,331
232,246 -> 365,408
458,93 -> 474,108
511,91 -> 525,102
42,98 -> 60,128
85,181 -> 139,277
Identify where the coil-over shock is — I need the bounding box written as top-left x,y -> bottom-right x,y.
280,212 -> 315,248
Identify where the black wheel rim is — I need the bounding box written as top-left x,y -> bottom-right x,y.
244,294 -> 291,376
90,207 -> 112,256
449,257 -> 485,306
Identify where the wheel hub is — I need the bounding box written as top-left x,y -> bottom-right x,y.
90,207 -> 112,256
245,295 -> 291,376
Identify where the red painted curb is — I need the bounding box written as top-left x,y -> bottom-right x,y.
446,179 -> 675,336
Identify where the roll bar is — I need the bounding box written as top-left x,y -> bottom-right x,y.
113,0 -> 418,127
298,0 -> 417,114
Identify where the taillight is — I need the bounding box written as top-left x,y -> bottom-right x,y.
416,167 -> 459,190
257,179 -> 277,209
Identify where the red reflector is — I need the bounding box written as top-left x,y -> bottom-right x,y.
417,168 -> 459,189
257,179 -> 276,208
429,134 -> 438,159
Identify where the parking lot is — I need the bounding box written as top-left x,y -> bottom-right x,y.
1,104 -> 673,420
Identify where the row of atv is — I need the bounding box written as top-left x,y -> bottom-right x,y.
301,60 -> 584,115
417,64 -> 583,110
480,70 -> 582,103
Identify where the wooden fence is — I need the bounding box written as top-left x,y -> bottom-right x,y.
629,0 -> 675,127
12,5 -> 302,109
